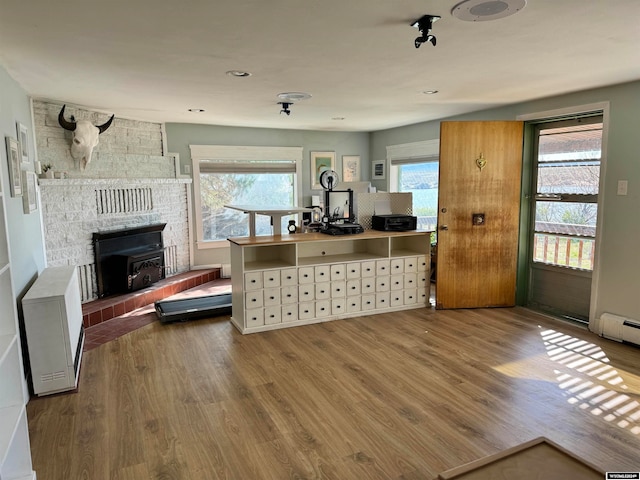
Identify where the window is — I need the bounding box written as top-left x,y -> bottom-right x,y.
532,118 -> 602,270
387,140 -> 439,231
190,146 -> 303,246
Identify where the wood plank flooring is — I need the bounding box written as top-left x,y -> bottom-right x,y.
27,307 -> 640,479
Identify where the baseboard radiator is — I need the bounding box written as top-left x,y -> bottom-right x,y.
599,313 -> 640,347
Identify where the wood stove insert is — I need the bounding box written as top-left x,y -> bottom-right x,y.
93,224 -> 166,297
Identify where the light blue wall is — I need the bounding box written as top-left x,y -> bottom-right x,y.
165,123 -> 369,266
0,66 -> 46,298
370,80 -> 640,324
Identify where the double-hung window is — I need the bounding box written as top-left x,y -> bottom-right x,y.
190,145 -> 302,246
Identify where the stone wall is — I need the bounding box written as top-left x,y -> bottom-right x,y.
33,100 -> 192,301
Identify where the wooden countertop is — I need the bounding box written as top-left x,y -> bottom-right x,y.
228,229 -> 433,246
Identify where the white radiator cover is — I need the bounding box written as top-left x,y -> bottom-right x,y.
599,313 -> 640,346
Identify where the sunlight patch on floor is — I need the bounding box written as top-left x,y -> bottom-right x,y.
541,328 -> 640,435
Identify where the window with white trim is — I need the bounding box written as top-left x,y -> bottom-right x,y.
388,140 -> 439,231
190,145 -> 303,245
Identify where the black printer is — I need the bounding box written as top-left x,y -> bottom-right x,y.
372,214 -> 417,232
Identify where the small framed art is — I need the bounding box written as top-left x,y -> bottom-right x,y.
5,136 -> 22,196
310,151 -> 335,189
342,155 -> 361,182
16,122 -> 30,165
372,159 -> 386,180
23,171 -> 38,213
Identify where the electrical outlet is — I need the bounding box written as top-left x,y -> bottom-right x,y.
183,164 -> 191,174
617,180 -> 628,196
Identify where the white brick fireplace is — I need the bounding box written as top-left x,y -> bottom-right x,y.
33,101 -> 192,301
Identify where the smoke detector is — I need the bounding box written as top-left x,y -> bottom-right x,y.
452,0 -> 526,22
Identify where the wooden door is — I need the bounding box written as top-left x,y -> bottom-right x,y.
436,121 -> 523,309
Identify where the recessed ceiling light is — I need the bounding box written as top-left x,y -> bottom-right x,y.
277,92 -> 312,102
226,70 -> 252,77
332,117 -> 345,121
422,90 -> 439,95
452,0 -> 526,22
188,108 -> 205,112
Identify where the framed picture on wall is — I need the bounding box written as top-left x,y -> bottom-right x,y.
5,136 -> 22,197
16,122 -> 30,165
22,171 -> 38,214
342,155 -> 361,182
372,159 -> 386,180
310,151 -> 335,189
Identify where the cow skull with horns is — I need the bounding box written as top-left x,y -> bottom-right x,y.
58,105 -> 115,170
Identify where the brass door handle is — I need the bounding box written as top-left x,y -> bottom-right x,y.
440,225 -> 449,231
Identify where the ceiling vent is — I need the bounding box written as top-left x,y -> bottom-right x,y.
452,0 -> 526,22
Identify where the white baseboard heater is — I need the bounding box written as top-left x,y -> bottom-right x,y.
599,313 -> 640,347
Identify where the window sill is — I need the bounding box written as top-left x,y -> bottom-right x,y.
196,240 -> 230,250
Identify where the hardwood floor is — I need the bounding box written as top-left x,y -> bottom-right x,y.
27,306 -> 640,479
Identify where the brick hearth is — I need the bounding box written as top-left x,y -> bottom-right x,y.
81,269 -> 221,328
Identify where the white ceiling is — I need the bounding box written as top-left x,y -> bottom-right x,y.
1,0 -> 639,132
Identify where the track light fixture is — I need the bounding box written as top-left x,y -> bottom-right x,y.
278,102 -> 292,115
412,14 -> 441,48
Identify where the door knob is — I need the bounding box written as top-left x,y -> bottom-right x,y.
440,225 -> 449,231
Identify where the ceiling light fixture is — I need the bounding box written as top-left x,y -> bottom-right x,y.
422,90 -> 439,95
452,0 -> 526,22
188,108 -> 205,112
277,92 -> 312,103
226,70 -> 252,77
411,14 -> 441,48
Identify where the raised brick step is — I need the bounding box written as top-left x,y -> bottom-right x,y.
81,269 -> 221,328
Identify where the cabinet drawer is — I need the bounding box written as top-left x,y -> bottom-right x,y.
315,265 -> 330,283
390,291 -> 404,307
404,273 -> 417,289
315,282 -> 331,300
361,294 -> 376,311
346,279 -> 361,296
361,261 -> 376,278
263,271 -> 281,288
404,289 -> 418,305
263,288 -> 281,306
330,264 -> 346,281
298,284 -> 315,302
361,278 -> 375,294
417,272 -> 428,290
390,258 -> 404,274
331,298 -> 346,315
417,255 -> 428,272
390,274 -> 404,291
282,304 -> 298,323
281,286 -> 298,304
244,272 -> 263,291
376,292 -> 390,309
298,266 -> 315,284
375,276 -> 390,292
345,262 -> 361,279
376,259 -> 390,276
245,291 -> 263,309
299,303 -> 315,320
331,280 -> 346,297
281,268 -> 297,286
346,296 -> 361,313
404,257 -> 418,273
264,306 -> 281,325
245,309 -> 265,328
418,288 -> 429,304
315,300 -> 331,317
